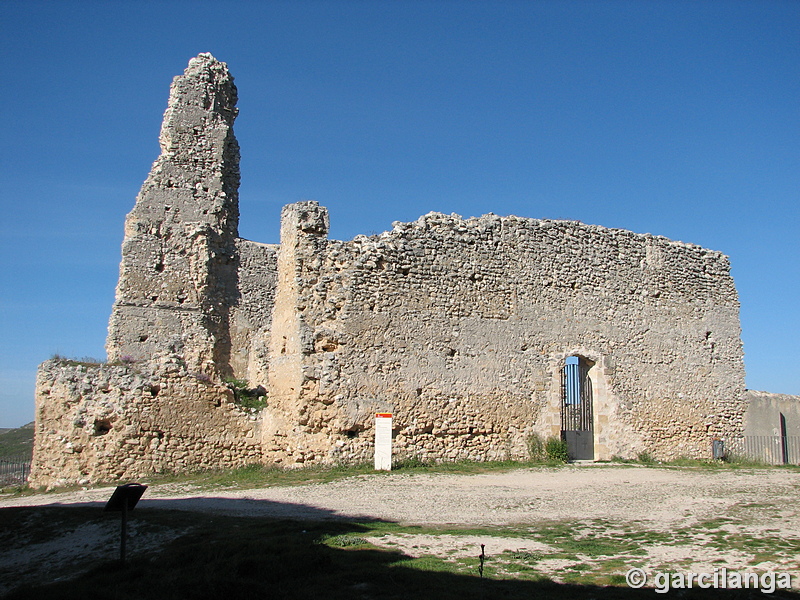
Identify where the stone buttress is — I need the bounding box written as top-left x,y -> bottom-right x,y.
262,202 -> 336,463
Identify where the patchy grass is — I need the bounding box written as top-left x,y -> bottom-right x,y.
4,461 -> 800,596
121,461 -> 380,491
609,454 -> 800,472
12,447 -> 799,497
320,533 -> 370,548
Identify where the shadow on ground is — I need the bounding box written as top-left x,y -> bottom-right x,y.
0,496 -> 796,599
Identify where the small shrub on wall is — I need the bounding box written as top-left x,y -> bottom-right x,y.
224,378 -> 267,411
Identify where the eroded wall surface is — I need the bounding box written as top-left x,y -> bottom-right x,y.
31,359 -> 260,488
265,204 -> 746,464
230,239 -> 279,384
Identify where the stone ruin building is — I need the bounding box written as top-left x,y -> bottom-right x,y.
30,54 -> 748,487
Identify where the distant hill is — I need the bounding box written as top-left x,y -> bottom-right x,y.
0,422 -> 34,461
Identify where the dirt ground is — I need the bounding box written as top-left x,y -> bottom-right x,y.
1,464 -> 798,593
2,464 -> 797,530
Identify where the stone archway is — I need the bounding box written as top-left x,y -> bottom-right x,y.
533,349 -> 623,462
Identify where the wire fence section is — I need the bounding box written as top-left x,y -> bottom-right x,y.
727,436 -> 800,465
0,456 -> 31,485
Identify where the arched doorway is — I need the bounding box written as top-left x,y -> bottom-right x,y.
561,355 -> 594,460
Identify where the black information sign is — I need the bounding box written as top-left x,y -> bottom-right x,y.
105,483 -> 147,512
105,483 -> 148,562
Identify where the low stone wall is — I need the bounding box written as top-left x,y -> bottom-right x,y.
30,358 -> 261,488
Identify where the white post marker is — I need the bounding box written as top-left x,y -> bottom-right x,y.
374,413 -> 392,471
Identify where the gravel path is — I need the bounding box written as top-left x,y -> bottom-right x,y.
2,465 -> 798,533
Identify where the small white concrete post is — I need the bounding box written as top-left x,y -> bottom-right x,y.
374,413 -> 392,471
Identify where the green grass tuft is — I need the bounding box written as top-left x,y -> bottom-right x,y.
544,437 -> 570,462
320,534 -> 370,547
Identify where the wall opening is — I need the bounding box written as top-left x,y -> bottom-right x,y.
561,355 -> 594,460
93,419 -> 112,436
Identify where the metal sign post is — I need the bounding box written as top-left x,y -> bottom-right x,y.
374,413 -> 392,471
104,483 -> 147,562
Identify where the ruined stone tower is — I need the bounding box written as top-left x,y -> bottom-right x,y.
106,53 -> 240,373
30,54 -> 749,487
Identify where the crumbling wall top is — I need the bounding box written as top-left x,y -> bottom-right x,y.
158,53 -> 238,158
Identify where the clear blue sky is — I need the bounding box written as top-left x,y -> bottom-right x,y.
1,0 -> 798,427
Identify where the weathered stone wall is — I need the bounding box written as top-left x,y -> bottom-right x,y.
267,209 -> 746,464
229,239 -> 279,384
31,54 -> 749,485
31,359 -> 261,488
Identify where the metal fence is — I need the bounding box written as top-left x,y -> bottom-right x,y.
726,436 -> 800,465
0,457 -> 31,485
